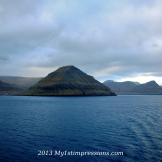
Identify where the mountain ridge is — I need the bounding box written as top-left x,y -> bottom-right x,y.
103,80 -> 162,95
0,76 -> 42,89
0,80 -> 22,95
25,66 -> 116,96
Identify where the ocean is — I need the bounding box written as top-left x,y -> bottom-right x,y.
0,96 -> 162,162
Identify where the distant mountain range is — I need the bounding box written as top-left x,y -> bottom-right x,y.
1,66 -> 162,96
0,76 -> 41,89
103,80 -> 162,95
0,80 -> 22,95
25,66 -> 115,96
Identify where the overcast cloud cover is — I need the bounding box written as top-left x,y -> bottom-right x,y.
0,0 -> 162,84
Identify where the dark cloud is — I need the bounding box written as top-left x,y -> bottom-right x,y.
0,56 -> 9,62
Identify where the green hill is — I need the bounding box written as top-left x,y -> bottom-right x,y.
25,65 -> 116,96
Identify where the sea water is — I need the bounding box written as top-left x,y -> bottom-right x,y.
0,96 -> 162,162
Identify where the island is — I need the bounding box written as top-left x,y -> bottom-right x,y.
24,65 -> 116,96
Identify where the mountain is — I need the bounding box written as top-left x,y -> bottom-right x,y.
103,80 -> 162,95
132,81 -> 162,94
103,80 -> 140,94
0,80 -> 22,95
25,65 -> 116,96
0,76 -> 41,89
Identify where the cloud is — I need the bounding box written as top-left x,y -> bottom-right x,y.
0,0 -> 162,84
0,56 -> 8,62
118,72 -> 162,85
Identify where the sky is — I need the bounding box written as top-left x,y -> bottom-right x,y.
0,0 -> 162,84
